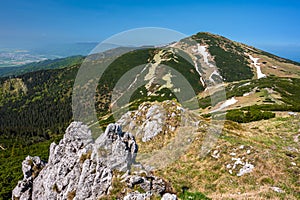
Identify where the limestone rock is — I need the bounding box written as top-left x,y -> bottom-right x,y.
95,123 -> 138,171
12,156 -> 46,200
118,101 -> 185,142
161,193 -> 177,200
12,121 -> 174,200
12,122 -> 138,200
123,191 -> 152,200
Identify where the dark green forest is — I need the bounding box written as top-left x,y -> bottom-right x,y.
0,65 -> 79,198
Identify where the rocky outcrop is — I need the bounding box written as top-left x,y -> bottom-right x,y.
123,192 -> 177,200
117,100 -> 184,142
95,123 -> 138,171
12,156 -> 46,200
12,122 -> 177,200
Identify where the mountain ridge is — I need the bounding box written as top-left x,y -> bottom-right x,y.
0,31 -> 300,199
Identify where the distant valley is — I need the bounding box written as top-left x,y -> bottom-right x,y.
0,42 -> 97,68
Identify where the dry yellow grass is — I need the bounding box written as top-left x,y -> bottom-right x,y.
255,54 -> 300,79
141,115 -> 300,199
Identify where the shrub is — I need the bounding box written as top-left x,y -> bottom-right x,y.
226,108 -> 275,123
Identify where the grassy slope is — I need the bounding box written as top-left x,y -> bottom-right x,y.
199,77 -> 300,112
153,116 -> 300,199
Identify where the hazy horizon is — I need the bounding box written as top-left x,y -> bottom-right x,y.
1,0 -> 299,62
1,40 -> 299,63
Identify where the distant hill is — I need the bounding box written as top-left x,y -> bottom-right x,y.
30,42 -> 98,58
0,42 -> 97,69
0,56 -> 84,77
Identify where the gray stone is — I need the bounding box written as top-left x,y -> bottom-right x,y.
123,174 -> 166,195
95,123 -> 138,171
12,122 -> 139,200
124,191 -> 152,200
161,193 -> 177,200
12,156 -> 46,200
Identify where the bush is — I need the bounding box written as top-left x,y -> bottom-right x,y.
226,108 -> 275,123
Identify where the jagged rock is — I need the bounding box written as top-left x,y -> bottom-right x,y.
12,156 -> 46,200
12,122 -> 172,200
12,122 -> 139,200
161,193 -> 177,200
118,101 -> 185,142
12,177 -> 33,200
22,156 -> 46,179
95,123 -> 138,171
125,175 -> 145,187
151,177 -> 166,194
118,104 -> 166,142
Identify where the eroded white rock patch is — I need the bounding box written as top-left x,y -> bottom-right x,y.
210,97 -> 238,113
216,145 -> 256,177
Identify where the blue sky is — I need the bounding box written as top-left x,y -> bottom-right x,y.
0,0 -> 299,60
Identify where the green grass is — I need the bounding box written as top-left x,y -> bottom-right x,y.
179,191 -> 211,200
198,77 -> 300,114
226,108 -> 275,123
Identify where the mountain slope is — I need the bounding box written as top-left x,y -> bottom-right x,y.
0,32 -> 300,199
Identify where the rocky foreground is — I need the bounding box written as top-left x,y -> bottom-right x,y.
12,122 -> 177,200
